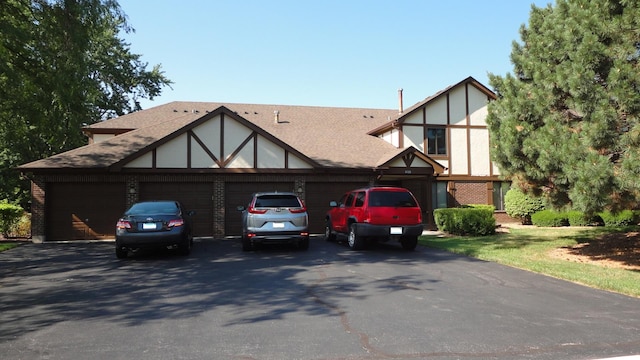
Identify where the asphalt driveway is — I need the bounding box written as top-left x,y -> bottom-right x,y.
0,237 -> 638,360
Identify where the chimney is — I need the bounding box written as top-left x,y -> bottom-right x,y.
274,110 -> 280,124
398,88 -> 403,114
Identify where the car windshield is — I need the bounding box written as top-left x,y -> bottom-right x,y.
369,191 -> 417,207
126,202 -> 179,215
254,195 -> 301,208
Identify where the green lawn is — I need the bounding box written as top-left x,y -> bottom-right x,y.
0,242 -> 23,252
419,226 -> 640,298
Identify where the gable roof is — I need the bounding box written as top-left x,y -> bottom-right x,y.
19,102 -> 403,171
19,77 -> 490,173
368,76 -> 496,135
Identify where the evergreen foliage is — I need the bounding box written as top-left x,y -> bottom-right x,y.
487,0 -> 640,216
0,0 -> 172,208
504,188 -> 545,224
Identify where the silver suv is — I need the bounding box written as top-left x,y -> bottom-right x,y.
237,192 -> 309,251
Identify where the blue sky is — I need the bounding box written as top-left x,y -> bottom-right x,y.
118,0 -> 553,110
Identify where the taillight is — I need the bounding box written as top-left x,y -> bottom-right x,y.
248,207 -> 267,214
168,219 -> 184,227
116,220 -> 131,229
289,207 -> 306,214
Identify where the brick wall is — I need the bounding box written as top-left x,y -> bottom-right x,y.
30,177 -> 45,243
450,181 -> 488,206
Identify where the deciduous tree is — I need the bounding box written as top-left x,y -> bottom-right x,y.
0,0 -> 172,207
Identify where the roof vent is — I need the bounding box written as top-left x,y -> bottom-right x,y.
274,110 -> 280,124
398,88 -> 404,114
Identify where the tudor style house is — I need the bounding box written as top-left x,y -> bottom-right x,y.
19,76 -> 511,242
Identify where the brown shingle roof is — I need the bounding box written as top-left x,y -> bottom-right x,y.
20,102 -> 401,170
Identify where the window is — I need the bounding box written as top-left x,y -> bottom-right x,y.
427,128 -> 446,155
344,192 -> 355,207
492,182 -> 511,211
354,192 -> 365,207
369,191 -> 417,207
431,182 -> 448,209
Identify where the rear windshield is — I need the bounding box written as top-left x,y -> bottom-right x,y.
127,202 -> 179,215
254,195 -> 301,208
368,191 -> 417,207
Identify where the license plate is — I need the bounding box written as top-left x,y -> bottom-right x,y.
142,222 -> 157,230
272,222 -> 285,228
390,227 -> 403,235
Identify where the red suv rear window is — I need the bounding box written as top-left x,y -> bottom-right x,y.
368,191 -> 417,207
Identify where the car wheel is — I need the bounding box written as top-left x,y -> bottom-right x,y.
299,237 -> 310,250
348,223 -> 364,250
179,237 -> 192,256
400,236 -> 418,251
324,220 -> 336,242
115,246 -> 128,259
242,237 -> 253,252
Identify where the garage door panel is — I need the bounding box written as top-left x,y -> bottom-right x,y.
47,183 -> 126,241
305,182 -> 368,233
225,182 -> 294,236
139,183 -> 213,237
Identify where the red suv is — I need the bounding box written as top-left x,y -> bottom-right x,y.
324,186 -> 423,250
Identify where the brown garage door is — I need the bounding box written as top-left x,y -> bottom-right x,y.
47,183 -> 126,241
139,182 -> 213,237
225,182 -> 294,236
305,182 -> 368,233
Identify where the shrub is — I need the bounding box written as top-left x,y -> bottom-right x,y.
0,202 -> 24,237
567,211 -> 601,227
598,210 -> 637,227
531,210 -> 569,227
434,207 -> 496,236
504,188 -> 545,225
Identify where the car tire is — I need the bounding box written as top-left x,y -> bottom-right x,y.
324,220 -> 336,242
242,237 -> 253,252
179,237 -> 192,256
400,236 -> 418,251
115,246 -> 128,259
299,237 -> 310,250
348,223 -> 365,250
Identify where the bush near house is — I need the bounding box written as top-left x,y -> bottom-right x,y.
599,210 -> 637,227
504,188 -> 545,225
434,205 -> 496,236
531,209 -> 570,227
530,209 -> 638,228
0,202 -> 24,237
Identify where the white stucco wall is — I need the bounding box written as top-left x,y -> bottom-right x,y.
156,133 -> 188,168
257,135 -> 284,168
403,126 -> 424,152
469,128 -> 491,176
449,128 -> 468,175
468,87 -> 489,126
92,134 -> 115,143
449,86 -> 467,126
424,96 -> 448,125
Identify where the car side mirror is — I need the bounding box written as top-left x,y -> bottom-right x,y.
329,201 -> 338,207
237,205 -> 246,212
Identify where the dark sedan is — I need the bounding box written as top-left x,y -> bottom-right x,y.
115,200 -> 195,258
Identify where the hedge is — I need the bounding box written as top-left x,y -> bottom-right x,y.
434,206 -> 496,236
0,202 -> 24,237
531,210 -> 569,227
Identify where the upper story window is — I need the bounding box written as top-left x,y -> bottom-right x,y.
427,128 -> 446,155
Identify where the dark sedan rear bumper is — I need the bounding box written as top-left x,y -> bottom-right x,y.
116,229 -> 188,249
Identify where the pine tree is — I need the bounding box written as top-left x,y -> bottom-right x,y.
487,0 -> 640,215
